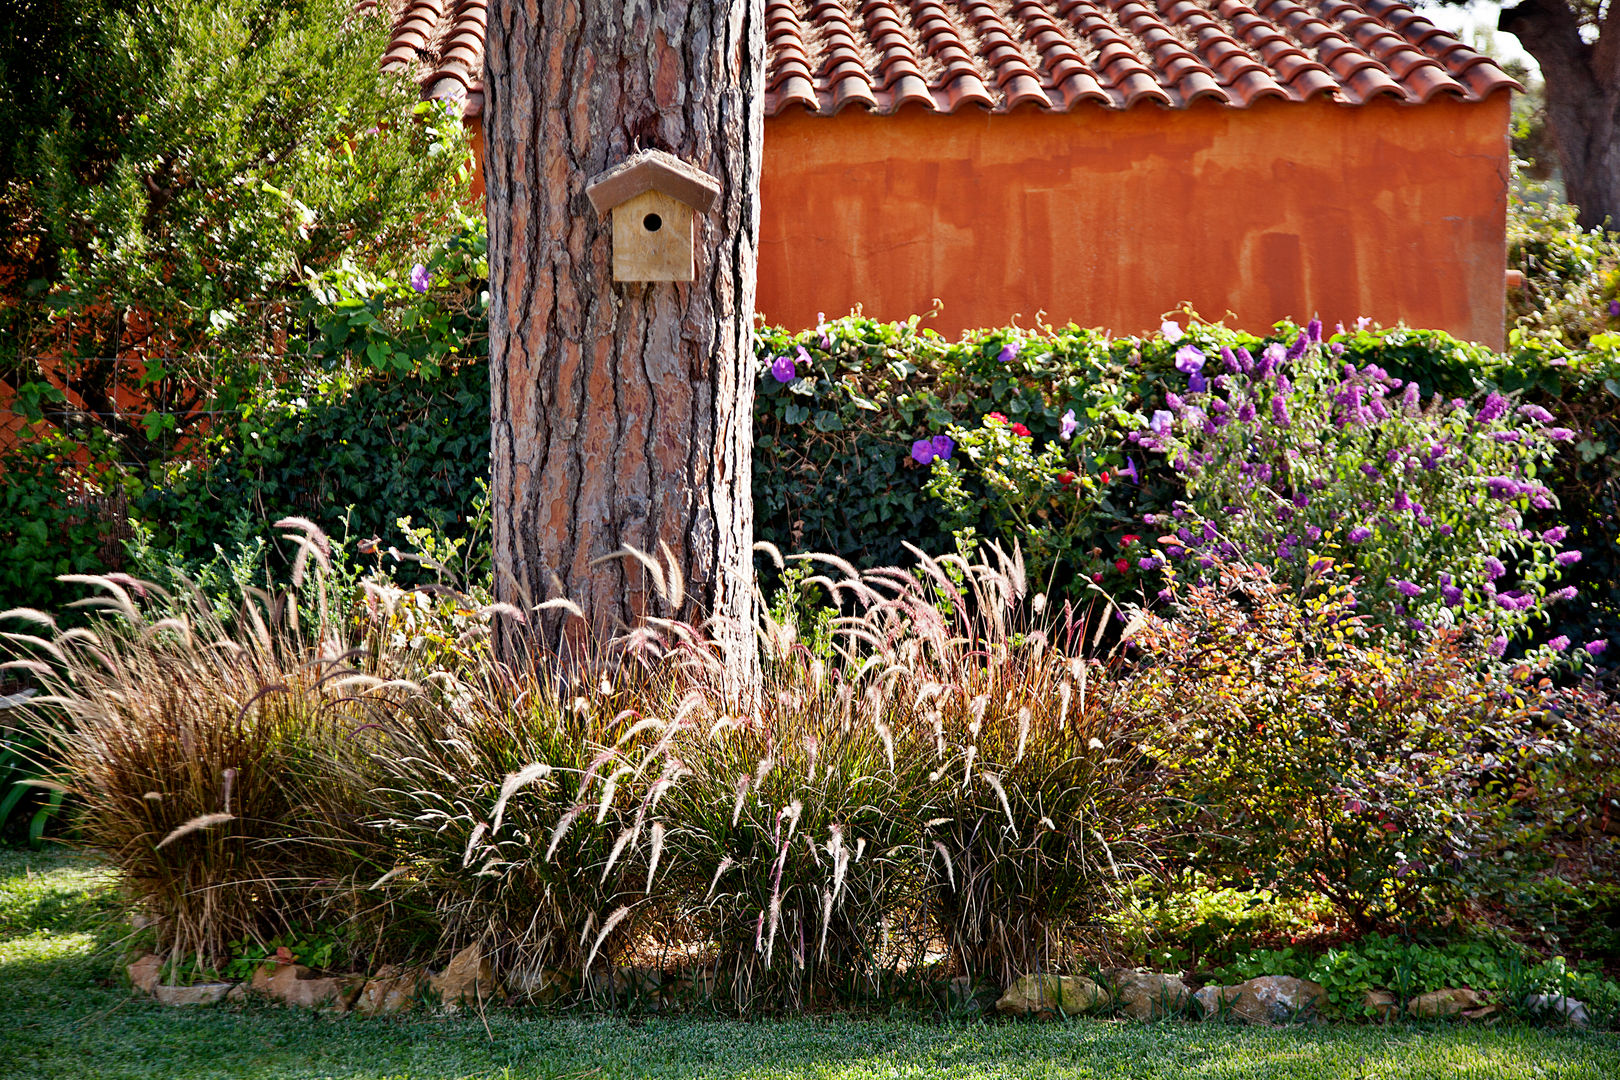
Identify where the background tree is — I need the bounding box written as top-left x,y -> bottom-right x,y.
1497,0 -> 1620,229
0,0 -> 469,466
482,0 -> 764,686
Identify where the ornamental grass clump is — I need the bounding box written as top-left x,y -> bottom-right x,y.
0,521 -> 381,967
1134,319 -> 1585,651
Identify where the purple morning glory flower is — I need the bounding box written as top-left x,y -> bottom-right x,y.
1549,635 -> 1570,651
1060,409 -> 1078,440
1348,526 -> 1373,543
1356,315 -> 1372,331
1175,344 -> 1206,375
1188,373 -> 1208,393
1120,457 -> 1140,483
931,434 -> 954,461
769,354 -> 797,383
1484,556 -> 1506,580
1150,410 -> 1174,436
1160,319 -> 1183,342
409,264 -> 431,293
1556,550 -> 1583,566
1393,580 -> 1422,597
998,340 -> 1022,363
1586,639 -> 1608,656
910,439 -> 938,465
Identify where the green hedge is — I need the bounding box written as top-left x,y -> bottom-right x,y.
8,313 -> 1620,663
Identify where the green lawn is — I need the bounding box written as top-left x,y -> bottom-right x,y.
1,848 -> 1616,1080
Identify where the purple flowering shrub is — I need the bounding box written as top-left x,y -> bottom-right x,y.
1135,320 -> 1585,651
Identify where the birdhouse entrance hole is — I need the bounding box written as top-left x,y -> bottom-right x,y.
643,213 -> 662,232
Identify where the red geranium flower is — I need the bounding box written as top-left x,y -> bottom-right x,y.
1010,422 -> 1031,437
1115,558 -> 1130,574
1100,470 -> 1111,483
1058,470 -> 1075,488
986,412 -> 1007,423
1121,533 -> 1140,545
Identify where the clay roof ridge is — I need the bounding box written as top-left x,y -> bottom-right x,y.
372,0 -> 1520,116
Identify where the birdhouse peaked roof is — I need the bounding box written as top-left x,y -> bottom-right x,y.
584,151 -> 722,215
375,0 -> 1518,119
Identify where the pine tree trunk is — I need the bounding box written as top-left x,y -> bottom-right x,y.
1503,1 -> 1620,230
483,0 -> 763,693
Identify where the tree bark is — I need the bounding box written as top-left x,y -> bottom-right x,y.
1502,0 -> 1620,230
483,0 -> 763,693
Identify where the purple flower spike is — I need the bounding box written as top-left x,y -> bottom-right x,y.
1586,639 -> 1609,656
1271,395 -> 1291,428
1060,408 -> 1078,441
998,340 -> 1022,363
1286,332 -> 1308,360
1610,300 -> 1620,317
931,434 -> 954,461
1518,403 -> 1555,424
1175,344 -> 1206,375
1542,526 -> 1568,544
1306,317 -> 1323,344
1556,550 -> 1583,566
769,354 -> 797,384
1394,580 -> 1422,598
1441,584 -> 1463,607
1484,556 -> 1506,580
1489,636 -> 1507,658
1347,526 -> 1373,544
409,264 -> 431,293
1549,635 -> 1570,651
1477,391 -> 1509,423
1546,427 -> 1576,441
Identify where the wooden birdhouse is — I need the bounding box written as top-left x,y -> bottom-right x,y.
585,150 -> 721,283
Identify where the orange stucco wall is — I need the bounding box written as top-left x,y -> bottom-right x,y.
468,92 -> 1510,346
756,94 -> 1511,347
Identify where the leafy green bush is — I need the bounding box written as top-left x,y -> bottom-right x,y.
1133,559 -> 1584,930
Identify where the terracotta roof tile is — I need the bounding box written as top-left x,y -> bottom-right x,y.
376,0 -> 1519,118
